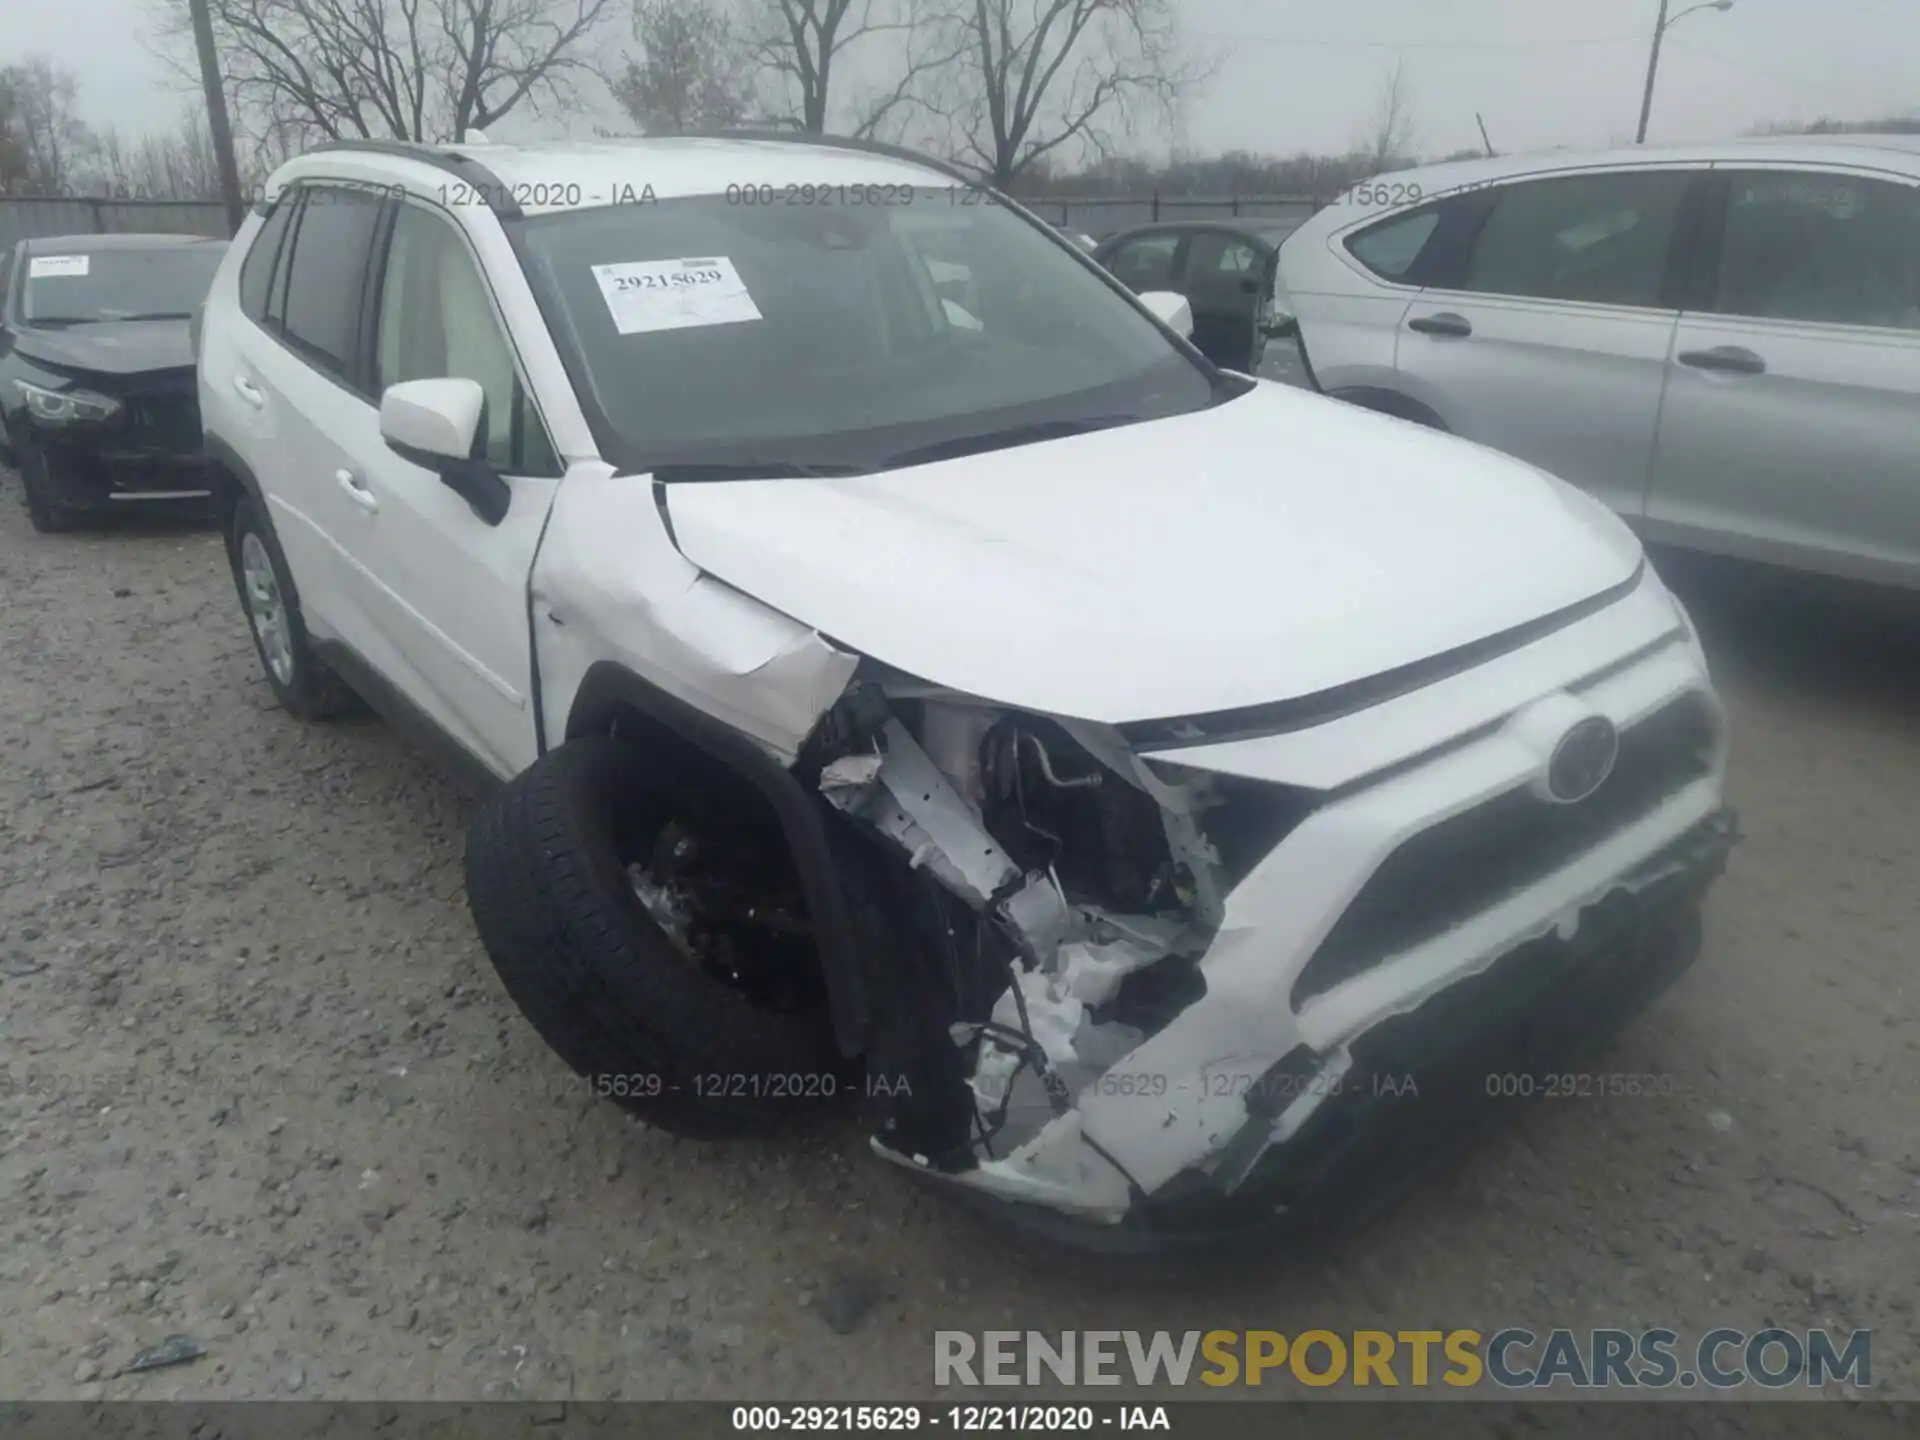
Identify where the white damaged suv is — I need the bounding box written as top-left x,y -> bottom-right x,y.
197,134 -> 1735,1255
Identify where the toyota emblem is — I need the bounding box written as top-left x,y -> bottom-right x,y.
1546,716 -> 1619,803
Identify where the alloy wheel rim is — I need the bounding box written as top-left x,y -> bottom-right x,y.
240,532 -> 296,686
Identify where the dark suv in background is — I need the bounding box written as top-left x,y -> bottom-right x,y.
0,233 -> 228,532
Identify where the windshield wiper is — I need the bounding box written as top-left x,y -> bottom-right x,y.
650,460 -> 870,483
876,414 -> 1139,471
113,311 -> 196,322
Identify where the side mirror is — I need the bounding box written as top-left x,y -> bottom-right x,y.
380,377 -> 510,525
1137,290 -> 1193,339
1263,309 -> 1299,339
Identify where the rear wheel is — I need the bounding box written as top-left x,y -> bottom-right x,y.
226,492 -> 360,720
464,736 -> 847,1138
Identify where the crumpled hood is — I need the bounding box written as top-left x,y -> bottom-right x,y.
9,319 -> 193,378
662,382 -> 1644,724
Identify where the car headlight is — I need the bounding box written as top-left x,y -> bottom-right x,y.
14,378 -> 122,425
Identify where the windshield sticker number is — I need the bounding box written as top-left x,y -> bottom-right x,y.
29,255 -> 90,279
591,256 -> 762,335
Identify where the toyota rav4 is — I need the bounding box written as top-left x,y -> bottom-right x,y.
196,134 -> 1736,1255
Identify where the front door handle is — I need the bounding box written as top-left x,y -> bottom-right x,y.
1677,345 -> 1766,375
1408,312 -> 1473,338
336,469 -> 379,512
231,375 -> 266,408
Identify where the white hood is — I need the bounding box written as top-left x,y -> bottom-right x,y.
661,383 -> 1643,724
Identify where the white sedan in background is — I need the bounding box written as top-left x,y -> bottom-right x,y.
1277,134 -> 1920,590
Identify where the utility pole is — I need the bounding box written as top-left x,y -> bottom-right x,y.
187,0 -> 247,233
1637,0 -> 1734,144
1635,0 -> 1672,145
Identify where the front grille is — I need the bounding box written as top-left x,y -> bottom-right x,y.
123,384 -> 202,455
1291,693 -> 1716,1005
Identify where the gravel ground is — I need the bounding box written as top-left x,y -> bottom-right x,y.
1,467 -> 1916,1404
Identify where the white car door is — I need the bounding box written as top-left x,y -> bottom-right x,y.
326,200 -> 564,779
224,185 -> 393,654
1643,166 -> 1920,587
1392,167 -> 1695,518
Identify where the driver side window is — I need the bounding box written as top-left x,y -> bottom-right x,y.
374,204 -> 559,476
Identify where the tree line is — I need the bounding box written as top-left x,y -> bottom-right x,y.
3,3 -> 1916,204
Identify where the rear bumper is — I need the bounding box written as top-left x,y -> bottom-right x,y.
940,807 -> 1736,1259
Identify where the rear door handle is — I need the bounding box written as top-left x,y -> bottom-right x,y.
1677,345 -> 1766,375
231,375 -> 266,408
336,469 -> 379,513
1408,312 -> 1473,338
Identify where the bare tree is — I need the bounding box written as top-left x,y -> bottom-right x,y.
615,0 -> 752,135
0,58 -> 97,194
741,0 -> 948,138
162,0 -> 616,148
1355,56 -> 1417,172
926,0 -> 1205,189
96,110 -> 228,200
0,76 -> 29,193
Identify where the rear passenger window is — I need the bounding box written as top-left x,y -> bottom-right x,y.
1459,171 -> 1687,308
239,201 -> 295,324
1346,207 -> 1440,281
279,185 -> 385,380
1710,171 -> 1920,331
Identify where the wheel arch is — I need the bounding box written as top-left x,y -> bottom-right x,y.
562,660 -> 871,1060
1327,386 -> 1452,432
204,432 -> 266,529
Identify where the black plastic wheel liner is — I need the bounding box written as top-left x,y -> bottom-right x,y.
563,660 -> 872,1059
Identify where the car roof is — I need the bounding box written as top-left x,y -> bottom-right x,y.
270,135 -> 961,216
21,232 -> 229,253
1362,132 -> 1920,197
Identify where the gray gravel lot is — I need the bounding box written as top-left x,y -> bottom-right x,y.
1,459 -> 1917,1404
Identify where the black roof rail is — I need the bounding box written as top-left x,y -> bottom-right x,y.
679,128 -> 986,190
301,138 -> 523,218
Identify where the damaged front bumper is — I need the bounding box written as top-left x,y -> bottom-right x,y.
926,810 -> 1734,1255
806,574 -> 1734,1251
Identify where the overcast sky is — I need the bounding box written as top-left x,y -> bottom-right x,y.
11,0 -> 1919,162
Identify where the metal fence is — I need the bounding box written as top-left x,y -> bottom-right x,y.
1016,193 -> 1326,240
0,198 -> 233,255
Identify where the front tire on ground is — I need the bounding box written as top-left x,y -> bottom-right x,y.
16,439 -> 79,534
225,492 -> 359,720
464,736 -> 845,1139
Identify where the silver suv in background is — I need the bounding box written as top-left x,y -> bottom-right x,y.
1277,135 -> 1920,591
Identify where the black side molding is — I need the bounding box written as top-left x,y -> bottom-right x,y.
1122,561 -> 1647,751
564,661 -> 869,1058
310,638 -> 504,798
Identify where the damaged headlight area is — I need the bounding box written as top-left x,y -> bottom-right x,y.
804,676 -> 1308,1220
14,377 -> 122,426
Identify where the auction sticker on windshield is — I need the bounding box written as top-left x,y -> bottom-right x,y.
29,255 -> 90,278
591,256 -> 762,335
